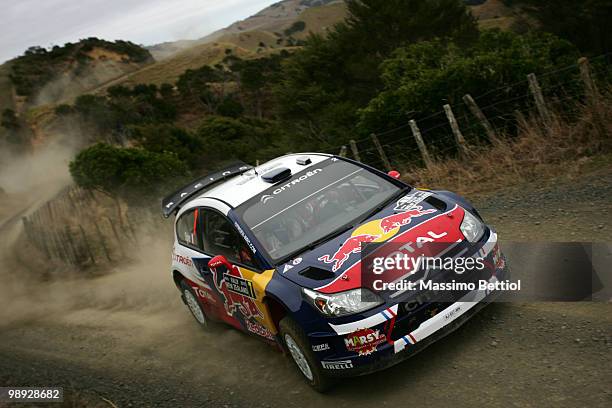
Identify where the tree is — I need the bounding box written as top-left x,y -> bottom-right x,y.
69,143 -> 188,202
1,109 -> 20,130
508,0 -> 612,55
129,124 -> 205,169
176,65 -> 223,112
274,0 -> 479,146
358,30 -> 578,139
194,117 -> 288,166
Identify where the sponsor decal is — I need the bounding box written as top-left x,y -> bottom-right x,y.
282,257 -> 304,273
272,169 -> 323,195
224,274 -> 257,299
318,234 -> 380,272
260,194 -> 274,204
209,263 -> 263,319
321,360 -> 353,370
316,205 -> 465,294
344,328 -> 387,356
317,201 -> 436,273
246,320 -> 276,341
394,191 -> 432,212
234,221 -> 257,254
173,252 -> 193,268
380,206 -> 436,234
191,285 -> 217,304
312,343 -> 330,352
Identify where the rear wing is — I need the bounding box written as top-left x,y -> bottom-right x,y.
161,162 -> 253,218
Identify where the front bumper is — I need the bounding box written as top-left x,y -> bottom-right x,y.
313,231 -> 509,377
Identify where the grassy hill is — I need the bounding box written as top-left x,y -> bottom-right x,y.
107,0 -> 347,88
0,39 -> 153,113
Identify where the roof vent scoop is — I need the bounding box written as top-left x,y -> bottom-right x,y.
262,167 -> 292,183
296,156 -> 311,165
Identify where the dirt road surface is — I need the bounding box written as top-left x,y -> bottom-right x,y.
0,170 -> 610,408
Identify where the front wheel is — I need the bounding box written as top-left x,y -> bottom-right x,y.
279,317 -> 334,392
180,281 -> 208,328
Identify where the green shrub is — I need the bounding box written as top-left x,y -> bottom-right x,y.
69,143 -> 188,201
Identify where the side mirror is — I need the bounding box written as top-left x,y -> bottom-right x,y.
388,170 -> 401,179
208,255 -> 233,271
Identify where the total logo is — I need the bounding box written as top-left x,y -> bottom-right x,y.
318,203 -> 435,272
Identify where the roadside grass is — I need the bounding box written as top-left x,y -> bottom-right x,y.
406,89 -> 612,197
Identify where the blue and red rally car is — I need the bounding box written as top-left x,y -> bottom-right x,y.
162,153 -> 508,391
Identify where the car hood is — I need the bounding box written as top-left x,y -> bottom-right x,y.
276,190 -> 467,292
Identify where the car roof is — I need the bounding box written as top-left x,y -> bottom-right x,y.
200,153 -> 332,208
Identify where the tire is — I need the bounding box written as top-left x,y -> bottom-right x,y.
180,280 -> 208,329
279,316 -> 335,392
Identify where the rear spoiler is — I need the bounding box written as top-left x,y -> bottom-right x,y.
161,162 -> 253,218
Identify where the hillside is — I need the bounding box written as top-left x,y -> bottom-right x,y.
0,39 -> 153,114
123,0 -> 520,88
111,0 -> 347,88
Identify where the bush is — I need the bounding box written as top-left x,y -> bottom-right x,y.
69,143 -> 188,201
358,30 -> 579,137
129,124 -> 205,169
195,116 -> 288,166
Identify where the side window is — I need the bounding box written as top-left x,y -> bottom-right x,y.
202,210 -> 257,269
176,209 -> 202,249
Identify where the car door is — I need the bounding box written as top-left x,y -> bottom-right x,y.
200,208 -> 278,342
173,208 -> 223,313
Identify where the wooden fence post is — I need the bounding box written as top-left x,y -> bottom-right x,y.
107,217 -> 126,258
349,139 -> 361,162
409,120 -> 434,170
463,94 -> 500,144
93,220 -> 112,262
78,224 -> 96,265
443,104 -> 469,156
370,134 -> 392,171
338,145 -> 347,157
527,73 -> 552,125
578,57 -> 600,104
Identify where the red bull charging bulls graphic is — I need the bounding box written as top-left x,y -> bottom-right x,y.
209,259 -> 263,320
380,206 -> 436,233
318,206 -> 436,272
318,234 -> 380,272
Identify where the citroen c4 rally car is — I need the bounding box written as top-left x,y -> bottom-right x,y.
162,153 -> 508,391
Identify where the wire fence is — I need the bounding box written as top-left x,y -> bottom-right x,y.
318,54 -> 610,172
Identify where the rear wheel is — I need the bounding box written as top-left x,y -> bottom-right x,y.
180,281 -> 207,328
279,317 -> 334,392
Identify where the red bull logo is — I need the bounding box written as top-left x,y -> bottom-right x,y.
379,206 -> 436,233
318,234 -> 380,272
317,204 -> 437,273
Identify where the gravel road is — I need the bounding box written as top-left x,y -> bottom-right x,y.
0,169 -> 610,408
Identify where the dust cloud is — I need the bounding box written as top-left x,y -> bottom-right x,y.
0,134 -> 178,335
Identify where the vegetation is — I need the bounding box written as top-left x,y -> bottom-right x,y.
8,38 -> 152,100
69,143 -> 188,201
506,0 -> 611,55
59,0 -> 608,198
284,21 -> 307,37
358,30 -> 578,137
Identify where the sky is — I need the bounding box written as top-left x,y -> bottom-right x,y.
0,0 -> 274,63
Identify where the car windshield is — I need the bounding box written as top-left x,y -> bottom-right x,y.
236,158 -> 402,263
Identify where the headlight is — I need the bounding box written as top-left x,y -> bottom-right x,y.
460,210 -> 485,242
302,287 -> 384,317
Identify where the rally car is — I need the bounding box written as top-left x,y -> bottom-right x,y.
162,153 -> 508,391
